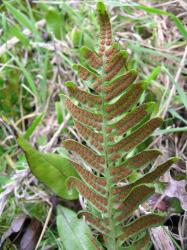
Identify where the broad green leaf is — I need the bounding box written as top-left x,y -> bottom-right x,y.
24,113 -> 44,139
45,7 -> 63,39
57,205 -> 96,250
17,137 -> 79,200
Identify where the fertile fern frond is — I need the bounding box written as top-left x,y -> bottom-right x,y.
63,2 -> 178,249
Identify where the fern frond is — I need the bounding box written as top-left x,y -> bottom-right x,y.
113,102 -> 154,136
68,160 -> 106,195
74,120 -> 104,151
110,149 -> 161,180
132,232 -> 150,250
103,70 -> 137,101
68,177 -> 107,213
115,185 -> 155,222
66,82 -> 102,107
118,214 -> 164,243
81,47 -> 103,69
113,157 -> 178,201
63,2 -> 178,249
80,211 -> 110,234
76,64 -> 99,85
108,118 -> 162,154
64,140 -> 104,173
106,83 -> 144,120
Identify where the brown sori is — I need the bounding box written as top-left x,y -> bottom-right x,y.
63,2 -> 178,250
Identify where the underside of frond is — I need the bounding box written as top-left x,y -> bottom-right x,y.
63,2 -> 178,249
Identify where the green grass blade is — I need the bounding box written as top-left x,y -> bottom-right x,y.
4,2 -> 33,31
145,66 -> 161,83
154,126 -> 187,135
8,51 -> 39,100
8,25 -> 30,46
55,102 -> 63,124
105,2 -> 187,40
163,67 -> 187,110
136,5 -> 187,40
169,108 -> 187,125
24,113 -> 44,139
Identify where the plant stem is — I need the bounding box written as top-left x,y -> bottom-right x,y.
101,59 -> 118,250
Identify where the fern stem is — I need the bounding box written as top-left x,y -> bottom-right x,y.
101,79 -> 118,250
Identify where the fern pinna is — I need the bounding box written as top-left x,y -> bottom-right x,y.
63,2 -> 177,250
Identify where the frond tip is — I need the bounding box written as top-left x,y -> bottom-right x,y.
97,1 -> 112,53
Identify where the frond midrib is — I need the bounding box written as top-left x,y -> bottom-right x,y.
100,52 -> 119,250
